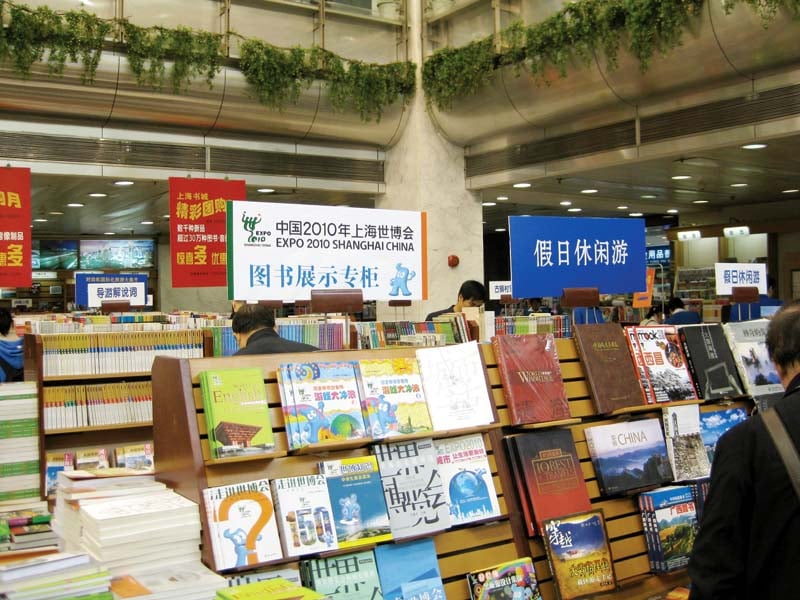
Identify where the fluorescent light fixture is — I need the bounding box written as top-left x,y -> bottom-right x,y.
114,180 -> 134,186
723,225 -> 750,238
512,183 -> 531,189
730,183 -> 748,188
677,230 -> 702,241
104,231 -> 115,235
567,207 -> 582,213
162,214 -> 170,218
481,201 -> 496,207
67,203 -> 84,207
495,227 -> 507,232
257,188 -> 275,193
89,193 -> 107,198
671,175 -> 691,180
559,201 -> 572,206
641,194 -> 657,199
675,189 -> 698,194
580,189 -> 598,194
782,189 -> 799,194
140,220 -> 154,225
48,211 -> 63,215
33,218 -> 48,222
629,212 -> 644,217
666,209 -> 679,214
496,195 -> 509,201
617,205 -> 628,210
741,143 -> 767,150
692,199 -> 709,204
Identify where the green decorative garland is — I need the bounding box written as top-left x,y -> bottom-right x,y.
422,0 -> 800,112
0,0 -> 414,122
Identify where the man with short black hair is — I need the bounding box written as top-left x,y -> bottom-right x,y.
664,296 -> 701,325
232,303 -> 319,355
424,280 -> 486,322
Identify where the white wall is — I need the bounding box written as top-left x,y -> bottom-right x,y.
679,237 -> 718,266
157,240 -> 231,314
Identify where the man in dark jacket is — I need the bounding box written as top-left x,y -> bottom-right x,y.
424,279 -> 486,322
688,304 -> 800,599
232,303 -> 319,355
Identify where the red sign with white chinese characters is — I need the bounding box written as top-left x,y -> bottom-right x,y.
0,167 -> 32,288
169,177 -> 246,288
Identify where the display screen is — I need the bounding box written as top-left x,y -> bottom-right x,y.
31,240 -> 79,270
79,239 -> 155,269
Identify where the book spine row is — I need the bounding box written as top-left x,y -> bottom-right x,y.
43,381 -> 153,431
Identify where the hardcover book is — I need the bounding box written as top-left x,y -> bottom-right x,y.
698,406 -> 748,465
543,510 -> 616,600
374,538 -> 443,600
491,333 -> 570,424
433,433 -> 501,525
372,437 -> 451,538
415,341 -> 496,430
202,478 -> 283,571
358,357 -> 433,438
662,404 -> 711,481
573,324 -> 644,414
270,474 -> 338,557
677,324 -> 744,400
629,326 -> 697,403
722,320 -> 784,397
625,326 -> 655,404
504,436 -> 537,537
639,486 -> 698,573
584,418 -> 673,495
466,556 -> 543,600
509,429 -> 592,534
300,550 -> 382,600
199,368 -> 274,459
318,455 -> 392,549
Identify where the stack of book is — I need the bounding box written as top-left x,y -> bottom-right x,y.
109,561 -> 227,600
0,506 -> 55,554
0,382 -> 40,507
0,551 -> 112,600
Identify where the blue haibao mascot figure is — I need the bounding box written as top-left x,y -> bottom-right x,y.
223,527 -> 261,567
389,262 -> 415,297
339,493 -> 361,525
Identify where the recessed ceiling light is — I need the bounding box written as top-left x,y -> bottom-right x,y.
89,193 -> 107,198
163,214 -> 170,218
104,231 -> 115,235
481,202 -> 496,207
675,189 -> 698,194
48,211 -> 63,215
567,207 -> 582,213
617,205 -> 629,210
671,175 -> 691,180
782,189 -> 799,194
692,200 -> 709,204
257,188 -> 275,193
67,203 -> 84,208
641,194 -> 657,199
495,227 -> 507,232
33,218 -> 48,222
580,189 -> 598,194
730,183 -> 748,188
741,143 -> 767,150
114,180 -> 134,186
496,195 -> 509,201
560,201 -> 572,206
666,209 -> 679,214
629,212 -> 644,217
513,183 -> 531,189
140,220 -> 154,225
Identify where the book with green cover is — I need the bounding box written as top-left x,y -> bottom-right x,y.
199,368 -> 274,459
218,577 -> 326,600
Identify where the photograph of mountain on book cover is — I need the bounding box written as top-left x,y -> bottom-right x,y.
698,407 -> 748,465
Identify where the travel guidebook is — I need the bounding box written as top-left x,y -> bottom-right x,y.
491,333 -> 570,425
300,550 -> 382,600
543,510 -> 616,600
698,406 -> 748,465
722,320 -> 784,397
199,368 -> 274,459
628,326 -> 697,403
374,538 -> 444,600
584,418 -> 672,496
639,485 -> 698,573
677,324 -> 744,400
662,404 -> 711,481
466,556 -> 543,600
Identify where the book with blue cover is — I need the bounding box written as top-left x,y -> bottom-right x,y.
639,485 -> 698,573
698,406 -> 748,466
374,538 -> 443,600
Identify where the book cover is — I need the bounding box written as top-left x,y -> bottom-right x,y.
301,550 -> 382,599
218,577 -> 326,600
114,443 -> 154,472
434,433 -> 501,525
584,418 -> 672,496
639,486 -> 698,573
319,455 -> 392,549
698,406 -> 748,465
372,437 -> 451,538
662,404 -> 711,481
491,333 -> 570,424
573,324 -> 644,414
401,576 -> 446,600
374,538 -> 442,600
358,357 -> 433,438
75,448 -> 109,471
510,429 -> 592,533
543,510 -> 616,600
284,361 -> 367,449
203,478 -> 283,571
624,326 -> 655,404
199,368 -> 274,459
270,474 -> 338,557
631,326 -> 697,403
466,556 -> 543,600
415,341 -> 496,430
504,436 -> 537,537
722,320 -> 784,397
678,324 -> 744,400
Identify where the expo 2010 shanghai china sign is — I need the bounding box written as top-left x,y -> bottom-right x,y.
227,201 -> 428,302
509,216 -> 646,298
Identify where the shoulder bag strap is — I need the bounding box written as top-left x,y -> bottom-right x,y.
762,408 -> 800,501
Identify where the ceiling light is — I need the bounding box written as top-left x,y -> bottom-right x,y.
89,193 -> 107,198
580,189 -> 598,194
257,188 -> 275,193
104,231 -> 115,235
33,218 -> 48,222
67,203 -> 84,208
567,208 -> 582,213
496,195 -> 508,201
741,143 -> 767,150
724,225 -> 750,237
114,180 -> 134,186
482,202 -> 496,207
671,175 -> 691,180
692,199 -> 709,204
666,209 -> 679,214
617,205 -> 629,210
641,194 -> 657,199
495,228 -> 507,232
675,189 -> 698,194
162,214 -> 170,218
560,201 -> 572,206
730,183 -> 748,188
49,211 -> 64,215
677,230 -> 702,241
782,189 -> 799,194
629,212 -> 644,217
513,183 -> 531,189
140,220 -> 154,225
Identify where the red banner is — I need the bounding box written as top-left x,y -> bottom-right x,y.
0,168 -> 32,288
170,177 -> 247,288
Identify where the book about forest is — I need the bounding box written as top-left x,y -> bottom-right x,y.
270,474 -> 339,558
677,324 -> 744,400
491,333 -> 570,425
466,556 -> 543,600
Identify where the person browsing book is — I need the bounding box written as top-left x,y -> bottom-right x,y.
0,308 -> 23,383
663,297 -> 701,325
688,303 -> 800,599
232,304 -> 319,355
424,280 -> 486,322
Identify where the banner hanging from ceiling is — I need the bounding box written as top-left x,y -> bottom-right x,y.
0,167 -> 32,289
169,177 -> 247,288
227,201 -> 428,302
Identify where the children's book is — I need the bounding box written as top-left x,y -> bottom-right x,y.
698,406 -> 748,465
202,478 -> 283,571
374,538 -> 443,600
466,556 -> 543,600
318,455 -> 392,549
300,550 -> 382,599
662,404 -> 711,481
270,474 -> 338,557
199,368 -> 274,459
434,433 -> 501,525
358,357 -> 433,438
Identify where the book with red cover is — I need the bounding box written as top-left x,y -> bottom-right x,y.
491,333 -> 570,425
573,323 -> 644,414
509,429 -> 592,534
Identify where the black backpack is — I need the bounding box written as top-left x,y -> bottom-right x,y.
0,356 -> 23,382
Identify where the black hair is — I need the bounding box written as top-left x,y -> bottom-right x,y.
458,280 -> 487,303
766,303 -> 800,371
0,308 -> 12,337
666,297 -> 685,314
645,306 -> 659,319
231,303 -> 275,334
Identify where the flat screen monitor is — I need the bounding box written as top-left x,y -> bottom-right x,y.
31,240 -> 79,270
79,239 -> 155,269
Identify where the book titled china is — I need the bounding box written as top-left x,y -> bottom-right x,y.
543,510 -> 616,600
678,324 -> 744,400
374,538 -> 443,600
358,357 -> 433,438
639,485 -> 698,573
662,404 -> 711,481
415,341 -> 496,430
300,550 -> 382,600
584,418 -> 672,496
491,333 -> 570,425
466,556 -> 543,600
629,326 -> 697,403
202,478 -> 283,571
270,474 -> 338,557
434,433 -> 501,525
318,455 -> 392,549
199,368 -> 274,459
722,320 -> 784,397
372,437 -> 451,538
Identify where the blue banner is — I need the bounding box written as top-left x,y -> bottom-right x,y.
509,216 -> 646,297
75,273 -> 149,308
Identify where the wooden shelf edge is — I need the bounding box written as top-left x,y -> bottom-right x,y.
45,422 -> 152,434
43,371 -> 151,382
205,450 -> 289,466
518,417 -> 583,430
